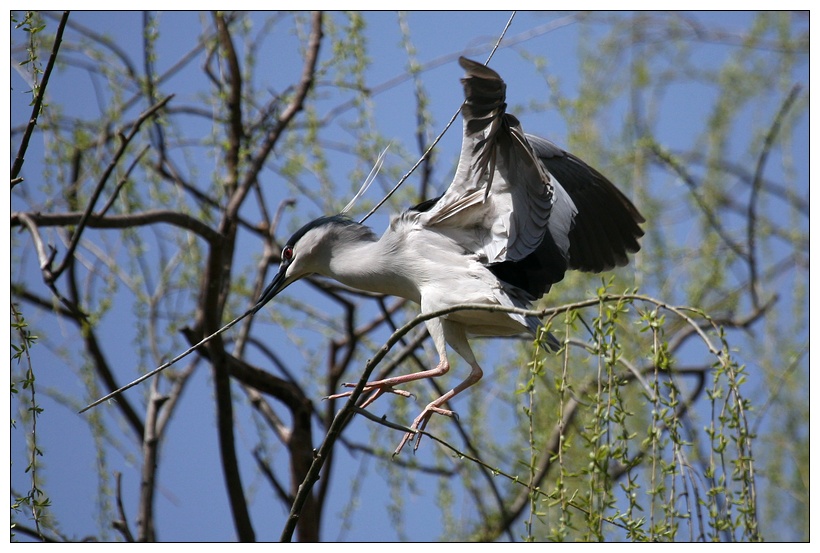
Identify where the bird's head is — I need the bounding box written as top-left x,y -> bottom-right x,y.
254,214 -> 374,310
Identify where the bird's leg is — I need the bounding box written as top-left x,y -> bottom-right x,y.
325,359 -> 451,407
392,319 -> 486,455
394,361 -> 483,456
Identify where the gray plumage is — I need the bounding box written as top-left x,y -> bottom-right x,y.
257,57 -> 644,454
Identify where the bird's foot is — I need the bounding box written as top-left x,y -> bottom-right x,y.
393,404 -> 456,456
325,381 -> 414,408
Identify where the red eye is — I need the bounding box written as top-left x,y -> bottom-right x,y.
282,246 -> 293,262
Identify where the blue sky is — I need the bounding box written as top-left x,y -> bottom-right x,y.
8,10 -> 811,542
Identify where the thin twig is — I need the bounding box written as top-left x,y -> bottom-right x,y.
46,95 -> 174,284
746,83 -> 802,308
359,11 -> 516,224
112,472 -> 134,542
648,142 -> 746,260
97,145 -> 151,217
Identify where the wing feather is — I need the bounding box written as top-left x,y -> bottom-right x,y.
416,58 -> 644,299
526,134 -> 645,272
422,57 -> 558,268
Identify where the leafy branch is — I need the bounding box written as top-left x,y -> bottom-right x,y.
282,290 -> 758,541
10,303 -> 50,540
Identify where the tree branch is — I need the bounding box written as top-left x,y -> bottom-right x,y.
11,11 -> 70,184
746,83 -> 802,308
45,94 -> 174,284
231,10 -> 323,219
12,208 -> 221,244
137,379 -> 166,542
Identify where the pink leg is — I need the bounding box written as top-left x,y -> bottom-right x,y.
392,318 -> 485,454
325,358 -> 451,408
330,314 -> 485,455
393,362 -> 483,455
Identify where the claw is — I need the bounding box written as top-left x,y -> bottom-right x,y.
392,403 -> 458,456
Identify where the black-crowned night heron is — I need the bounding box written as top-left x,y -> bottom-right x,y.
258,57 -> 644,454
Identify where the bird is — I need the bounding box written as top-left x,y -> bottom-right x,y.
256,57 -> 645,455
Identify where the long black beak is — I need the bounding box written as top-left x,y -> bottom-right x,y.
253,264 -> 290,314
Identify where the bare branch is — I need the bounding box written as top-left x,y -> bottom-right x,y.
112,472 -> 135,542
12,208 -> 221,244
746,83 -> 802,308
97,145 -> 150,217
11,11 -> 70,183
228,11 -> 323,220
137,379 -> 166,542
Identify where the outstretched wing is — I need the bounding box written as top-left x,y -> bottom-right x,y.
421,58 -> 569,272
526,134 -> 645,273
418,57 -> 644,298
